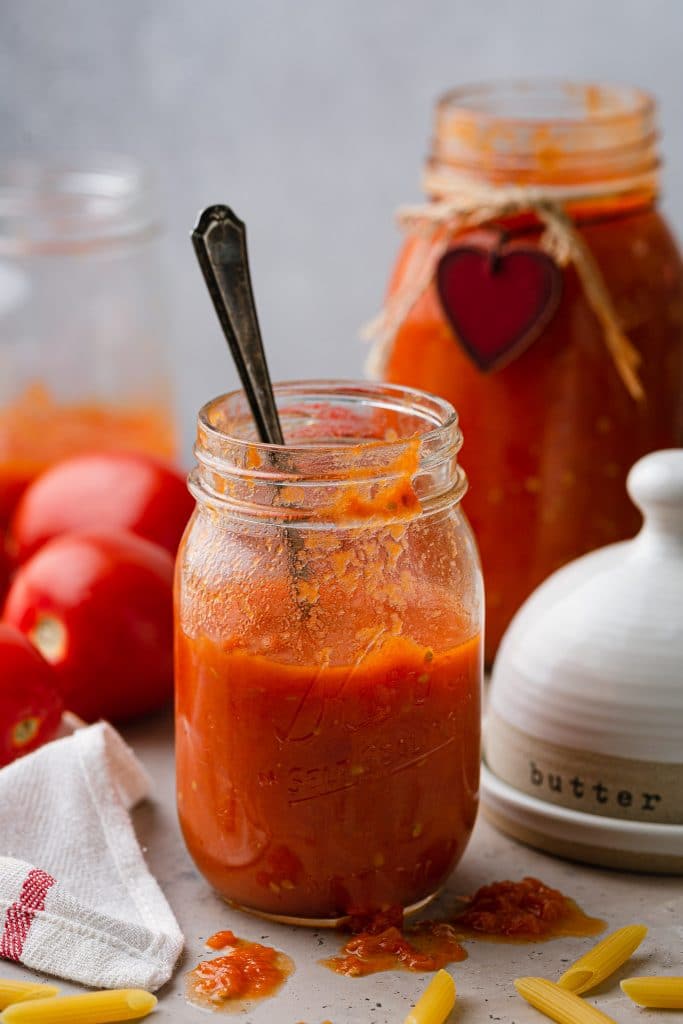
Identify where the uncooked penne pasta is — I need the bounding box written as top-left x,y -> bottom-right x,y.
0,989 -> 156,1023
404,969 -> 456,1024
557,924 -> 648,994
621,976 -> 683,1008
514,977 -> 617,1024
0,981 -> 59,1010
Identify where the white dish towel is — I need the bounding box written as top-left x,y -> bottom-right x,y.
0,722 -> 183,991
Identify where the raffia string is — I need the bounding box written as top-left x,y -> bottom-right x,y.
363,169 -> 655,400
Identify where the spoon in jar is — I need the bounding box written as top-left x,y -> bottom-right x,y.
192,205 -> 285,446
191,205 -> 308,609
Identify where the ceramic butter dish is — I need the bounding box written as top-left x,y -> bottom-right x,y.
482,449 -> 683,872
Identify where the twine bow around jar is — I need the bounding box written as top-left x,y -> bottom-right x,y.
363,167 -> 658,401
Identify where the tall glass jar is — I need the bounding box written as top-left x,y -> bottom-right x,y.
0,158 -> 177,524
377,82 -> 683,664
175,381 -> 483,923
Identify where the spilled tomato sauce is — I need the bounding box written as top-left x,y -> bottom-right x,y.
186,931 -> 294,1010
323,877 -> 604,977
451,876 -> 605,941
322,919 -> 466,977
205,930 -> 239,951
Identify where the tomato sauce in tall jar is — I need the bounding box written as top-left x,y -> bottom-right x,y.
175,382 -> 483,922
375,82 -> 683,663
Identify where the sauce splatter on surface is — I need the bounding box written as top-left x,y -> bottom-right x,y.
205,930 -> 239,951
186,932 -> 294,1011
323,877 -> 604,977
322,906 -> 466,977
323,921 -> 466,977
451,877 -> 605,941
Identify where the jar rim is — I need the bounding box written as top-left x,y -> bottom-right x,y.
193,380 -> 466,525
198,379 -> 459,456
436,79 -> 655,127
0,155 -> 159,254
430,79 -> 659,187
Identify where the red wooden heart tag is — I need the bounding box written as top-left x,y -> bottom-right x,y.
436,233 -> 563,372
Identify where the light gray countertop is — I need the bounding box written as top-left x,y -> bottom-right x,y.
4,713 -> 683,1023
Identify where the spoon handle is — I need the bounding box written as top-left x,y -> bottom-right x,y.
192,205 -> 285,445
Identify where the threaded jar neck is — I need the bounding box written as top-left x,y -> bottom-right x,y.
428,80 -> 659,197
0,157 -> 159,254
191,380 -> 466,527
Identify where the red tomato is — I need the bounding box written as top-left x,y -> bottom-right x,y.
0,623 -> 63,767
0,530 -> 11,604
4,530 -> 174,723
0,475 -> 31,531
9,452 -> 194,563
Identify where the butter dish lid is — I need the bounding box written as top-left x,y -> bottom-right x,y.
489,449 -> 683,764
482,449 -> 683,871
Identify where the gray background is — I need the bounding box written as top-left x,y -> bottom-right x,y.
2,0 -> 683,455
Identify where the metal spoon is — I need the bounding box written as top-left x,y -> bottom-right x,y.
192,205 -> 285,446
192,205 -> 308,612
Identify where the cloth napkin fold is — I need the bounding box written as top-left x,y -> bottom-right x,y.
0,722 -> 183,990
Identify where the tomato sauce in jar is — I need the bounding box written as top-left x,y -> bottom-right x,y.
376,82 -> 683,662
175,382 -> 483,922
0,384 -> 177,525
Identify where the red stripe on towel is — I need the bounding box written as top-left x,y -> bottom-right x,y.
0,868 -> 56,961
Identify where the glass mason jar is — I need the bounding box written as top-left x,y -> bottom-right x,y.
0,158 -> 177,524
175,381 -> 483,923
378,82 -> 683,665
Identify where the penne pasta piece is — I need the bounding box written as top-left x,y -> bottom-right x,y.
0,989 -> 156,1023
404,969 -> 456,1024
557,924 -> 648,994
621,976 -> 683,1008
514,977 -> 617,1024
0,982 -> 59,1010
